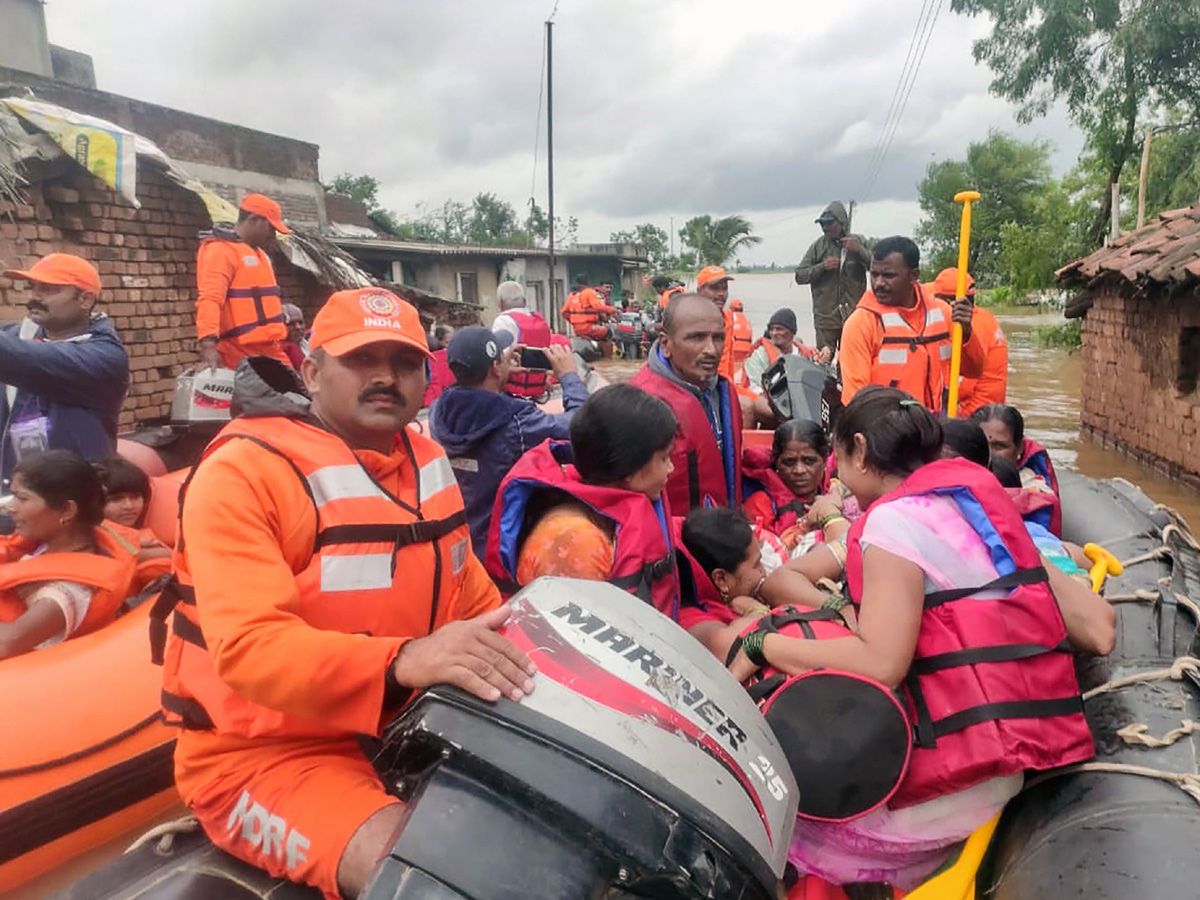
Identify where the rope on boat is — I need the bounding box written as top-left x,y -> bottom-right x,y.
1104,589 -> 1159,603
1026,762 -> 1200,806
1119,546 -> 1170,568
1082,656 -> 1200,701
1117,720 -> 1199,749
124,815 -> 199,856
1174,591 -> 1200,623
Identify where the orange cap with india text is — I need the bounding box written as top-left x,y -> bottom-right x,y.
310,288 -> 431,358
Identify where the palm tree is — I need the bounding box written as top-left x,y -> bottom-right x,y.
679,215 -> 762,266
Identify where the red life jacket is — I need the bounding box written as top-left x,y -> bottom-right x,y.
502,309 -> 554,399
1018,438 -> 1062,535
422,348 -> 454,407
727,605 -> 912,822
740,445 -> 813,535
845,457 -> 1094,808
484,440 -> 681,619
629,365 -> 742,512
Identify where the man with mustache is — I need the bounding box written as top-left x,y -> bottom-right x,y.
430,326 -> 587,560
157,288 -> 533,899
0,254 -> 129,494
631,293 -> 742,511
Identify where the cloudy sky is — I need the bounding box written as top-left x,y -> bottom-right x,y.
45,0 -> 1080,264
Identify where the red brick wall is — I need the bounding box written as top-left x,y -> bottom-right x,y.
1079,286 -> 1200,485
0,160 -> 332,431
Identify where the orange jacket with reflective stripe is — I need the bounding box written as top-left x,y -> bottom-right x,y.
840,286 -> 985,412
729,308 -> 753,366
0,525 -> 138,637
195,237 -> 287,346
160,416 -> 489,740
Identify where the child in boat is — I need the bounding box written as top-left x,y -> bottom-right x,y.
486,384 -> 683,617
96,456 -> 172,582
742,420 -> 831,548
0,450 -> 139,658
972,403 -> 1061,533
728,386 -> 1113,890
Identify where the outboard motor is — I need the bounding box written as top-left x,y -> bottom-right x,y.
364,578 -> 797,900
762,355 -> 841,430
614,310 -> 645,359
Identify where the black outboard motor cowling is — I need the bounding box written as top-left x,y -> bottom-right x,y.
364,578 -> 797,900
761,355 -> 841,430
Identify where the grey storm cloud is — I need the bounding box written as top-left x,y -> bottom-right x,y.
43,0 -> 1081,246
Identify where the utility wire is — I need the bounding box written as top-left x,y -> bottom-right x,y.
529,27 -> 548,209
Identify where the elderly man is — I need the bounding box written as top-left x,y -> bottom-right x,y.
280,303 -> 310,370
794,201 -> 871,354
491,280 -> 563,399
0,253 -> 129,488
195,193 -> 292,369
158,287 -> 534,899
739,308 -> 825,394
631,293 -> 742,511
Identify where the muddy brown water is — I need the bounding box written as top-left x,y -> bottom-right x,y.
17,276 -> 1200,899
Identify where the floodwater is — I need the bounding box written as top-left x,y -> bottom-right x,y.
600,271 -> 1200,525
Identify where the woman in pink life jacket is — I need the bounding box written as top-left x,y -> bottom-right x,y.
727,385 -> 1115,891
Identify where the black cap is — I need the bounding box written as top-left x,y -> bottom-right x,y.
815,211 -> 837,224
447,326 -> 514,382
767,308 -> 798,334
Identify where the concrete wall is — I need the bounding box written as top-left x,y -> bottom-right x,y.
49,44 -> 95,89
0,0 -> 52,77
1079,285 -> 1200,486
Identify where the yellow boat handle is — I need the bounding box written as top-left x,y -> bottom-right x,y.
1083,542 -> 1123,593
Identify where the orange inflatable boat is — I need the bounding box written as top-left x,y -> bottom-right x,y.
0,464 -> 186,893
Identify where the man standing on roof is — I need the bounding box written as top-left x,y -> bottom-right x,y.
794,201 -> 871,355
159,287 -> 534,900
839,236 -> 984,413
631,293 -> 742,511
195,193 -> 292,370
927,268 -> 1007,415
0,254 -> 129,490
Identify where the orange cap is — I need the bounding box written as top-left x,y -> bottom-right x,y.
240,193 -> 291,234
6,253 -> 102,294
932,267 -> 975,298
729,298 -> 744,311
696,265 -> 732,289
310,288 -> 431,358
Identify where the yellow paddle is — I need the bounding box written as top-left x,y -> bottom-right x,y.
945,190 -> 981,418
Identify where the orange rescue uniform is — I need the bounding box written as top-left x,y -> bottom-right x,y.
562,287 -> 616,340
839,284 -> 986,412
956,304 -> 1008,415
728,305 -> 753,372
195,237 -> 290,368
161,417 -> 498,900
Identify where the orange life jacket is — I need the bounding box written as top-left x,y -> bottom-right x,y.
0,525 -> 139,638
856,286 -> 953,411
729,308 -> 753,364
198,236 -> 287,346
658,285 -> 684,309
735,338 -> 813,389
157,416 -> 470,737
561,288 -> 608,337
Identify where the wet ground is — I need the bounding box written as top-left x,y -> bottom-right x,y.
599,272 -> 1200,525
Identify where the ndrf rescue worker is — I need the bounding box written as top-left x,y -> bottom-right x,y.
195,193 -> 292,370
157,288 -> 535,899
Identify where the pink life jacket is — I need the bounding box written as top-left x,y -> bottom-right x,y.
485,440 -> 681,619
845,457 -> 1094,809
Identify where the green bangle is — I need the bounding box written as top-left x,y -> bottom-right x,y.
821,591 -> 848,611
741,628 -> 769,666
817,512 -> 847,530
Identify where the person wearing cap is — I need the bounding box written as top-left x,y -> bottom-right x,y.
430,326 -> 587,560
794,201 -> 871,354
195,193 -> 292,370
738,308 -> 827,394
926,268 -> 1007,415
0,253 -> 129,490
490,280 -> 568,400
158,287 -> 532,900
695,265 -> 739,381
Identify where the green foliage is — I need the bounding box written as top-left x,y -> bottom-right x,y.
326,173 -> 381,210
610,223 -> 671,269
1033,319 -> 1081,349
679,215 -> 762,266
996,180 -> 1089,291
915,131 -> 1053,279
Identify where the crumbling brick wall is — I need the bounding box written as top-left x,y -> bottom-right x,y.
0,159 -> 331,431
1079,284 -> 1200,485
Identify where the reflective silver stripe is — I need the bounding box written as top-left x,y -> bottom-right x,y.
880,312 -> 907,329
307,465 -> 390,507
878,348 -> 908,365
321,553 -> 393,592
926,308 -> 946,326
939,344 -> 953,360
419,455 -> 456,500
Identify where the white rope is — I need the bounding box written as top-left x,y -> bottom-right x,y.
1082,656 -> 1200,701
124,816 -> 199,855
1119,546 -> 1170,568
1104,589 -> 1159,604
1026,762 -> 1200,806
1117,719 -> 1199,749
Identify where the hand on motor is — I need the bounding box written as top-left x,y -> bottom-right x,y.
951,297 -> 974,341
822,256 -> 840,271
197,340 -> 220,371
816,346 -> 834,364
391,605 -> 536,703
543,343 -> 578,378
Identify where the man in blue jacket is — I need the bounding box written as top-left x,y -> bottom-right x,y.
431,325 -> 587,559
0,254 -> 130,490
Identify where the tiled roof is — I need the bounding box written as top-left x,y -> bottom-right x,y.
1058,205 -> 1200,316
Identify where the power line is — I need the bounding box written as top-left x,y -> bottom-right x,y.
529,27 -> 548,209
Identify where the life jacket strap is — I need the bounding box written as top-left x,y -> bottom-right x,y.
314,512 -> 467,550
607,552 -> 676,604
686,449 -> 700,510
148,576 -> 192,665
161,689 -> 216,731
923,565 -> 1048,608
910,638 -> 1071,676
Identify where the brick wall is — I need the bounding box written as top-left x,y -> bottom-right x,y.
0,159 -> 334,431
1079,285 -> 1200,486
